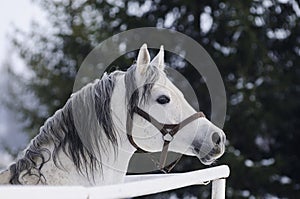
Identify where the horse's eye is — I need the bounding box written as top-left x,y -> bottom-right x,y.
156,95 -> 170,104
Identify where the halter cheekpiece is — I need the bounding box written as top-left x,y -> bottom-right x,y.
126,106 -> 205,172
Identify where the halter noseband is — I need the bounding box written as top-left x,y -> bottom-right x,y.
126,106 -> 205,171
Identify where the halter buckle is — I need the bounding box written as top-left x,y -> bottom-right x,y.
163,133 -> 173,142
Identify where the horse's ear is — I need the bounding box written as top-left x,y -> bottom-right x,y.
150,45 -> 165,71
136,43 -> 150,75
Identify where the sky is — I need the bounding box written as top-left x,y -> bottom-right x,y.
0,0 -> 45,168
0,0 -> 45,64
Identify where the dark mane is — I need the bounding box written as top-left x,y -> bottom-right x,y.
7,62 -> 161,185
9,72 -> 118,184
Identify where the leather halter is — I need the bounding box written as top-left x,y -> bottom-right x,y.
126,106 -> 205,171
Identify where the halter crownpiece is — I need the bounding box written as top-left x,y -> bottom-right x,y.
126,106 -> 206,172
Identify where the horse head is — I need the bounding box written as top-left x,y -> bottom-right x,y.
126,44 -> 226,166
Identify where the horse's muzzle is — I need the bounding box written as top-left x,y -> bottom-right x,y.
192,131 -> 226,165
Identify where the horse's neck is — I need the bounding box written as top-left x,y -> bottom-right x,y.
96,74 -> 136,185
42,121 -> 134,185
29,75 -> 135,186
98,143 -> 135,185
39,142 -> 134,186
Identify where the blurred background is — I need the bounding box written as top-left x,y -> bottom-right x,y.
0,0 -> 299,198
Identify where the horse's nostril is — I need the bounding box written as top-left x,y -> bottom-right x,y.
212,132 -> 221,145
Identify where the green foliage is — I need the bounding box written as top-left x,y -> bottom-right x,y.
7,0 -> 300,198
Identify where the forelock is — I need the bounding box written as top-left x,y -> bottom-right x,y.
124,64 -> 161,110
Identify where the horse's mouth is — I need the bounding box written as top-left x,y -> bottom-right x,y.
192,146 -> 224,165
199,156 -> 217,165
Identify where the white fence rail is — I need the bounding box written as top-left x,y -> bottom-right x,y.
0,165 -> 230,199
